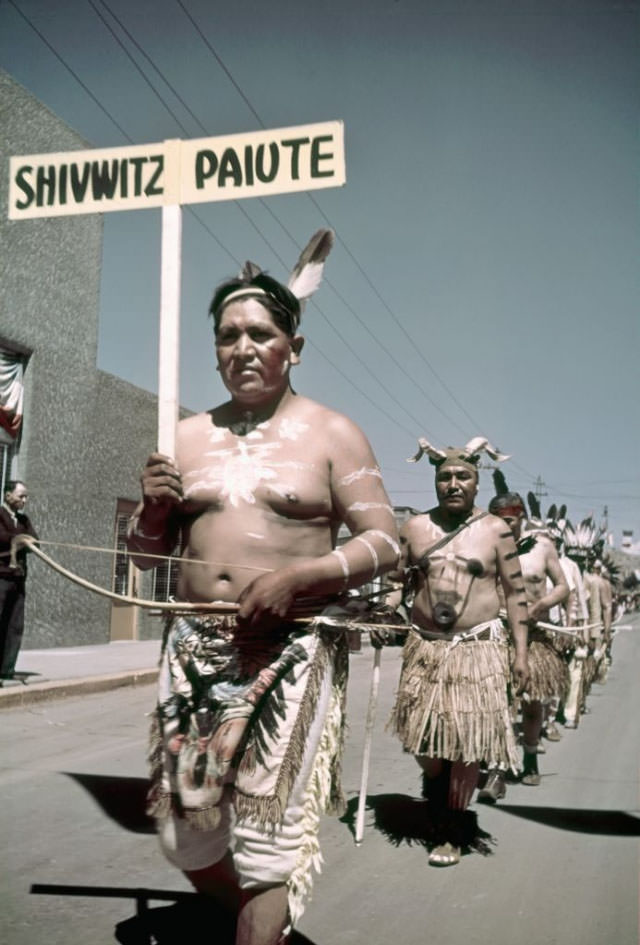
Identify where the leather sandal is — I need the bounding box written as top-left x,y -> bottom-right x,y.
428,842 -> 461,867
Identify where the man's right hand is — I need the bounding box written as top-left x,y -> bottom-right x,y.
137,453 -> 183,534
512,652 -> 530,695
140,453 -> 183,506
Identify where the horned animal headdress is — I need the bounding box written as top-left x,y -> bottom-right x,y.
209,229 -> 334,334
408,436 -> 510,474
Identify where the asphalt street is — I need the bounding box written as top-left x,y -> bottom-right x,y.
1,615 -> 638,945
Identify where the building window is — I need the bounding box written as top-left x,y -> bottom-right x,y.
152,555 -> 179,602
0,440 -> 14,495
112,509 -> 135,596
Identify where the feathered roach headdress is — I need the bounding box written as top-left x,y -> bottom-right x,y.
408,436 -> 510,474
209,229 -> 334,335
562,516 -> 606,561
522,493 -> 568,539
488,468 -> 526,517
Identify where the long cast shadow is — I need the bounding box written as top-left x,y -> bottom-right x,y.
340,792 -> 493,854
31,884 -> 318,944
341,792 -> 640,844
492,804 -> 640,836
64,772 -> 155,833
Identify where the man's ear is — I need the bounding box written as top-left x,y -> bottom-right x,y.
290,335 -> 305,365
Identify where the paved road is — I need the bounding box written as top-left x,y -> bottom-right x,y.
1,617 -> 638,944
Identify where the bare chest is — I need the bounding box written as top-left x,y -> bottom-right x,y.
178,418 -> 331,517
519,544 -> 548,590
408,520 -> 497,581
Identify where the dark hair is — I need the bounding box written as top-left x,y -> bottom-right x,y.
488,491 -> 526,515
4,480 -> 24,494
209,273 -> 301,337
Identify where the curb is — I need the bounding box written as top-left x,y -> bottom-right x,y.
0,668 -> 158,708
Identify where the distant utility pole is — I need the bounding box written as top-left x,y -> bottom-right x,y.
603,504 -> 609,531
533,475 -> 548,501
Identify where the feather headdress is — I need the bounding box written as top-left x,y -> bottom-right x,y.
492,468 -> 510,495
210,229 -> 334,333
287,229 -> 335,309
562,516 -> 606,560
408,436 -> 510,470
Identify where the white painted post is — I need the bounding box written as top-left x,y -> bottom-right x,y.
355,646 -> 382,845
157,203 -> 182,458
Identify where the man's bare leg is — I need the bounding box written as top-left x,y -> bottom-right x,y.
236,884 -> 289,945
521,699 -> 543,784
417,757 -> 480,866
448,761 -> 480,809
185,850 -> 242,913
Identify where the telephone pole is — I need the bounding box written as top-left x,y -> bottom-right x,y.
533,475 -> 548,502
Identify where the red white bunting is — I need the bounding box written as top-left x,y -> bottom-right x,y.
0,349 -> 24,439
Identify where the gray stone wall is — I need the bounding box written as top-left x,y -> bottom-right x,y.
0,69 -> 169,646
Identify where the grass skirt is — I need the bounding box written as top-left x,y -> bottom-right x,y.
389,630 -> 519,770
522,630 -> 570,703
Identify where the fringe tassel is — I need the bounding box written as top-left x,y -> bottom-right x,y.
234,631 -> 347,828
286,664 -> 347,929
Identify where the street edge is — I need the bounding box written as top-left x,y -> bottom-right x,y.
0,669 -> 159,708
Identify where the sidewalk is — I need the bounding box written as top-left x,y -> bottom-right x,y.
0,638 -> 162,708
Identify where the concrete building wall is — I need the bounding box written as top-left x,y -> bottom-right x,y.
1,69 -> 166,646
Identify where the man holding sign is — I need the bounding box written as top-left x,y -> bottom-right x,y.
127,230 -> 399,945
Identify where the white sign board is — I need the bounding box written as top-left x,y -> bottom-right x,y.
8,121 -> 345,219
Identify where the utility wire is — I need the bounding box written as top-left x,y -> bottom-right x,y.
172,0 -> 546,483
11,0 -> 422,442
91,0 -> 439,439
171,0 -> 478,437
7,0 -> 132,142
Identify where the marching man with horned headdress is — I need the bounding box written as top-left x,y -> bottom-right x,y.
385,437 -> 529,866
127,231 -> 399,945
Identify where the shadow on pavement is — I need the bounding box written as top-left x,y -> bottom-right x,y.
65,772 -> 155,833
31,883 -> 318,944
492,804 -> 640,835
340,793 -> 494,855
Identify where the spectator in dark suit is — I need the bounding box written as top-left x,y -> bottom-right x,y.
0,480 -> 38,681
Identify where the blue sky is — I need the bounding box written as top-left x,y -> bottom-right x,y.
1,0 -> 638,548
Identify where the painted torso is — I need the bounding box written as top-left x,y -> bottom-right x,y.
403,510 -> 508,635
175,396 -> 338,602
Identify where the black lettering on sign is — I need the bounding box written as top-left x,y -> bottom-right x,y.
145,155 -> 164,195
91,160 -> 119,200
14,166 -> 34,210
219,148 -> 242,187
129,157 -> 146,196
70,163 -> 91,202
195,150 -> 218,189
311,135 -> 334,178
119,159 -> 129,199
36,165 -> 56,206
243,145 -> 254,186
281,137 -> 309,180
255,142 -> 279,183
58,164 -> 68,205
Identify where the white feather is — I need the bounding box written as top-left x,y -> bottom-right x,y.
288,260 -> 325,302
287,229 -> 334,306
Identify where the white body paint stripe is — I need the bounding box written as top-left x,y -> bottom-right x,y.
346,502 -> 394,513
331,548 -> 350,587
368,529 -> 401,558
338,467 -> 382,486
355,535 -> 379,578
